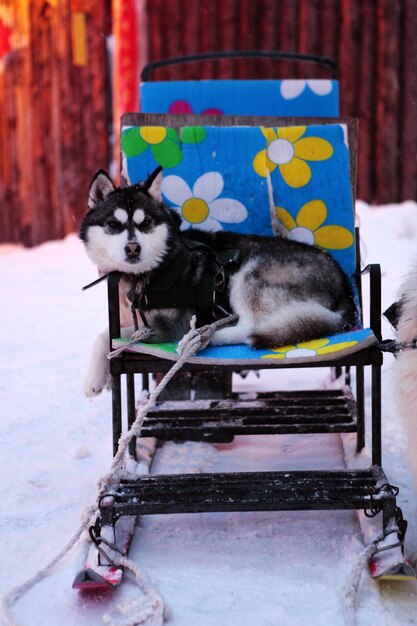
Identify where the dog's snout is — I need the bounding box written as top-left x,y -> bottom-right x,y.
125,242 -> 141,259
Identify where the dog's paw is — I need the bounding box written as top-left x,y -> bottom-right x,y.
83,368 -> 111,397
83,329 -> 111,397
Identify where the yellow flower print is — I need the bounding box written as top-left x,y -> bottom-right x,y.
121,126 -> 182,167
261,338 -> 358,360
276,200 -> 354,250
253,126 -> 334,188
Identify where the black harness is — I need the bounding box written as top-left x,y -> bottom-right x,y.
379,338 -> 417,354
83,238 -> 240,331
131,238 -> 240,329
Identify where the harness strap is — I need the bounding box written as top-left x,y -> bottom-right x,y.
82,240 -> 240,330
378,338 -> 417,354
82,271 -> 113,291
128,240 -> 239,328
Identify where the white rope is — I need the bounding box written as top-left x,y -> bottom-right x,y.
0,314 -> 236,626
107,328 -> 155,360
341,543 -> 377,626
0,505 -> 97,626
102,557 -> 166,626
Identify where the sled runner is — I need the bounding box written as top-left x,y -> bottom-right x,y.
75,53 -> 414,590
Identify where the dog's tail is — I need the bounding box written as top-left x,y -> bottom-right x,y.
249,301 -> 344,349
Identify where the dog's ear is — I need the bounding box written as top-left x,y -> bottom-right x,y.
88,170 -> 115,209
143,166 -> 163,201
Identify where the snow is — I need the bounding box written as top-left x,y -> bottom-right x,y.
2,201 -> 417,625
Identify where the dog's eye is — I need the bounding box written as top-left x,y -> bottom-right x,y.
106,219 -> 123,232
138,216 -> 152,229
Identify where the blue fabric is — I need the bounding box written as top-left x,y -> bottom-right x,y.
268,124 -> 355,276
121,122 -> 355,279
193,328 -> 375,361
140,79 -> 340,117
122,125 -> 274,236
114,328 -> 377,363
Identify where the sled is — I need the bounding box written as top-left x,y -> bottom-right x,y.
75,52 -> 414,589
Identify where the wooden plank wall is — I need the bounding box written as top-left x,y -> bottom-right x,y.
0,0 -> 111,246
1,0 -> 416,246
142,0 -> 417,207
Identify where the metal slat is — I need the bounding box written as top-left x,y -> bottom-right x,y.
149,405 -> 350,418
140,424 -> 357,439
108,469 -> 385,516
140,390 -> 357,440
153,390 -> 348,412
118,486 -> 376,501
120,468 -> 374,486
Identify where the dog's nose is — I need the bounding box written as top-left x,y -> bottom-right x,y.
125,242 -> 141,258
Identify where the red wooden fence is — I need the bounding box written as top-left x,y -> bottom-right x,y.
141,0 -> 417,207
0,0 -> 111,247
0,0 -> 416,246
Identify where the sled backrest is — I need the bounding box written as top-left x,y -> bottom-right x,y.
120,113 -> 357,279
140,51 -> 340,118
140,79 -> 340,118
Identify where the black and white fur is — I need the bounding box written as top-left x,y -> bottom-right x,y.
80,167 -> 357,396
394,268 -> 417,490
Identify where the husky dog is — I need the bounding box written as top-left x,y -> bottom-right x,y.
393,268 -> 417,489
80,167 -> 357,396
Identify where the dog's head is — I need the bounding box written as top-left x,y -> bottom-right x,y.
80,167 -> 182,274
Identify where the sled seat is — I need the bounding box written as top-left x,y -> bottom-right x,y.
113,328 -> 376,366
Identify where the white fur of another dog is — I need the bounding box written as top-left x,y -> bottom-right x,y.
394,266 -> 417,489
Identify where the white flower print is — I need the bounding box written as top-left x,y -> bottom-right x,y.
280,80 -> 333,100
162,172 -> 248,231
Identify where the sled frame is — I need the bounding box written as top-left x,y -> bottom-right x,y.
92,110 -> 409,566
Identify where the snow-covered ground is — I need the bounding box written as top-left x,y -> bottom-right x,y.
2,200 -> 417,626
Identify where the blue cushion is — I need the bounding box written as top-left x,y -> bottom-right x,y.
121,122 -> 354,278
140,79 -> 340,117
112,328 -> 377,365
121,125 -> 274,236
